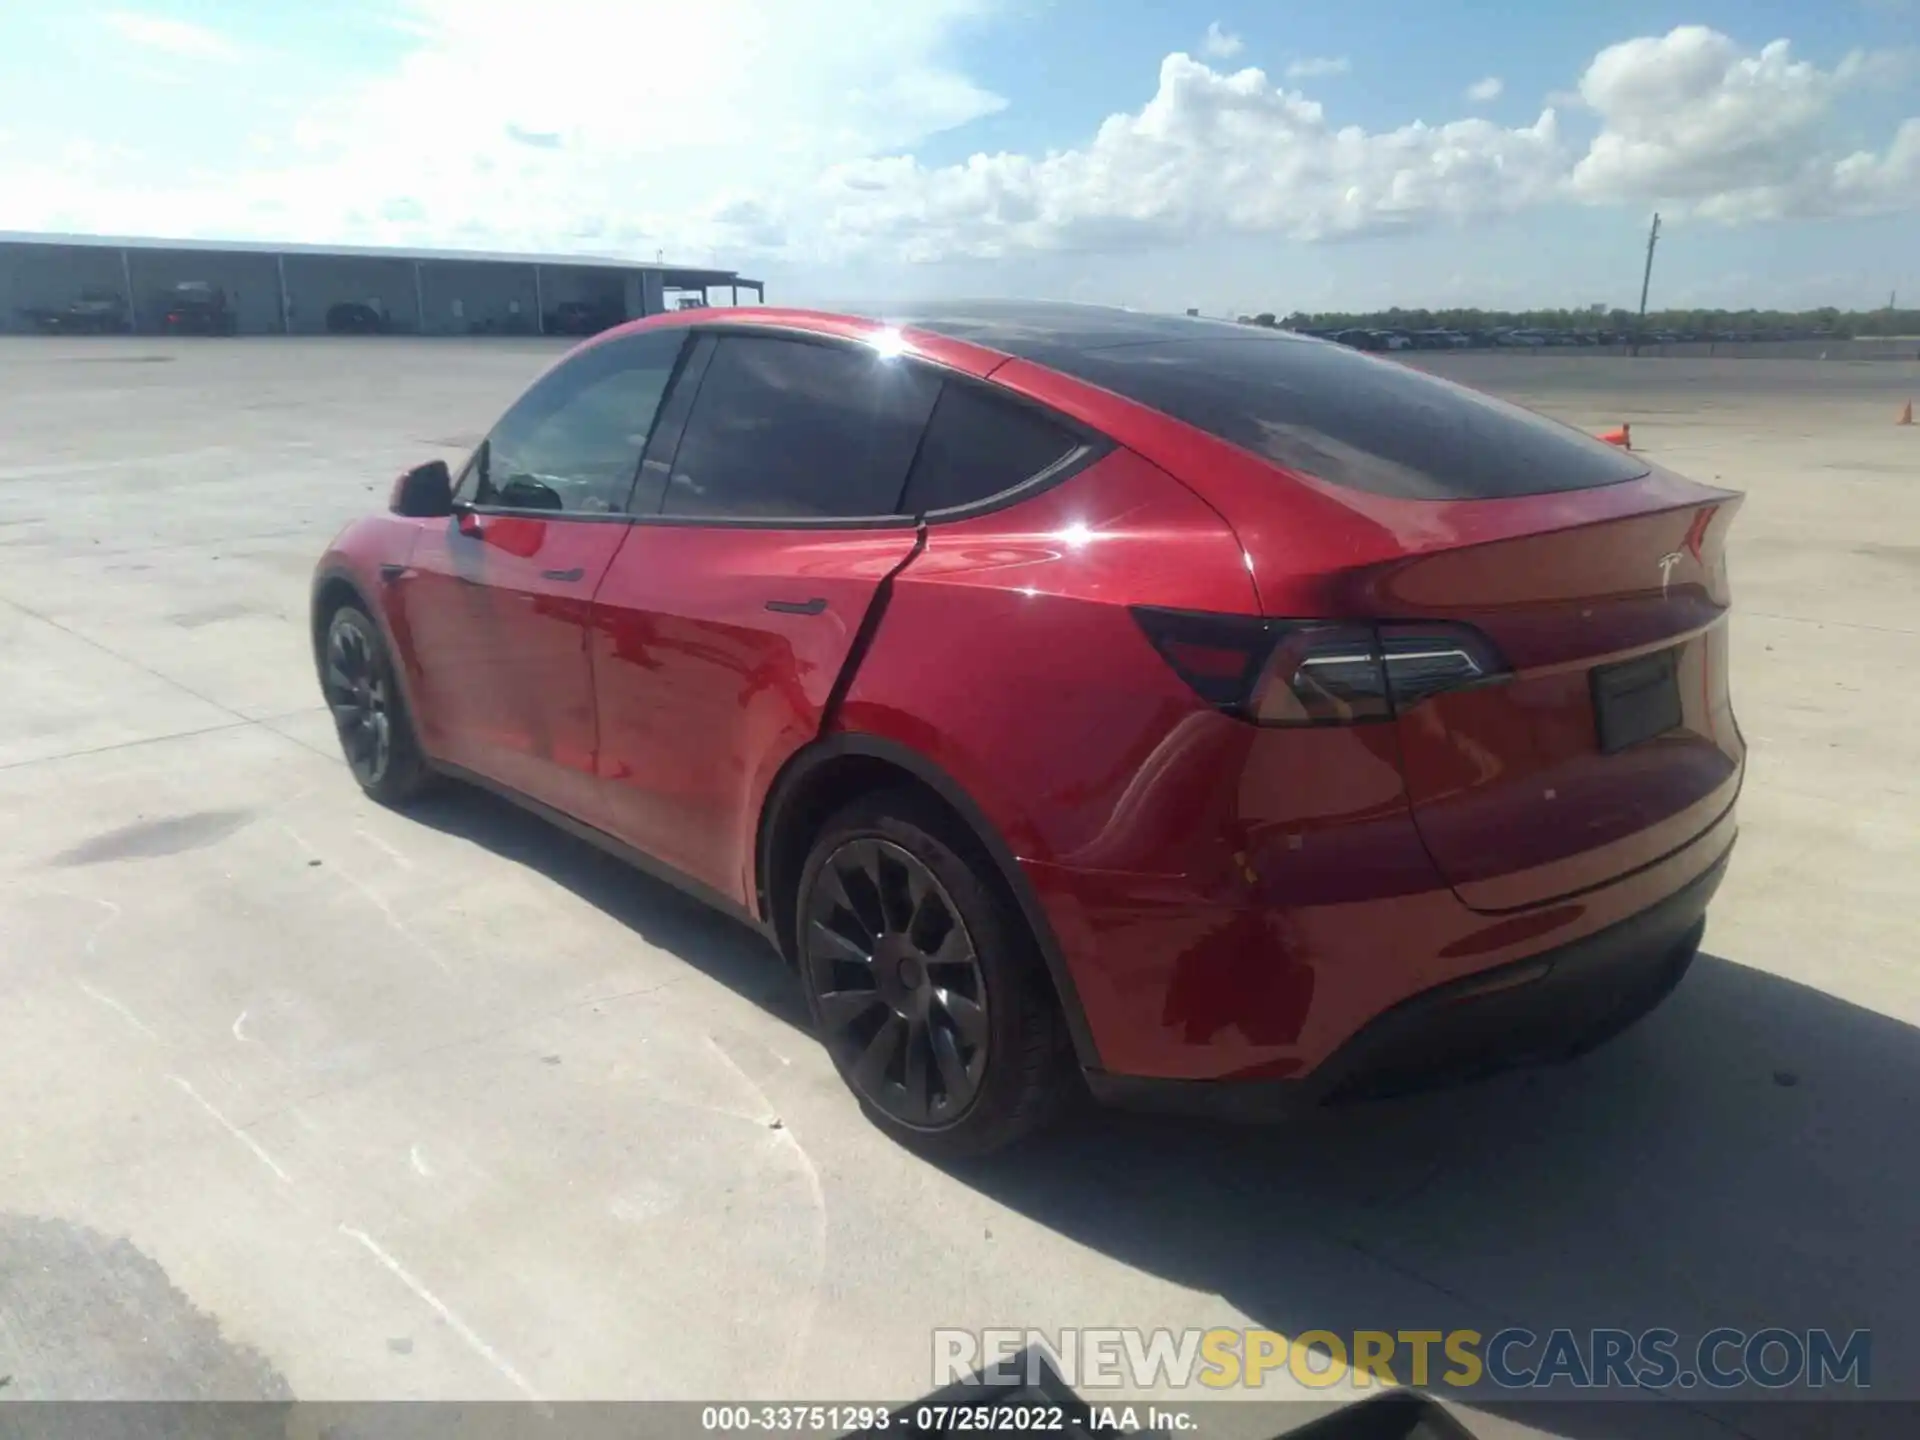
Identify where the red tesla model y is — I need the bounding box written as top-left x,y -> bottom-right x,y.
312,302 -> 1742,1155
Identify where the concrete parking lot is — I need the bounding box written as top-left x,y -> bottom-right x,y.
1,336 -> 1916,1438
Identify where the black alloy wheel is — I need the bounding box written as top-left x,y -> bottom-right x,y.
325,615 -> 392,787
804,838 -> 990,1127
321,606 -> 433,805
795,791 -> 1072,1155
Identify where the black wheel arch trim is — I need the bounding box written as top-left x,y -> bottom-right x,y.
758,731 -> 1102,1071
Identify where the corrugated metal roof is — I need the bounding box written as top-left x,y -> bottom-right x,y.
0,229 -> 758,286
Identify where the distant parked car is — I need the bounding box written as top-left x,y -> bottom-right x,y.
163,281 -> 237,336
327,302 -> 391,335
19,289 -> 129,335
1496,329 -> 1547,348
545,299 -> 625,336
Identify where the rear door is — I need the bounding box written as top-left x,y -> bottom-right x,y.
391,329 -> 686,816
591,332 -> 939,902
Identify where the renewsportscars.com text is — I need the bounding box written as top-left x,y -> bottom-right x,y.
934,1327 -> 1871,1392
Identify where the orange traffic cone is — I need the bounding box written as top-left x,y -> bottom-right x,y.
1900,400 -> 1914,426
1599,423 -> 1631,448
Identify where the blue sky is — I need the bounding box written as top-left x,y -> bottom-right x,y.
1,1 -> 1915,314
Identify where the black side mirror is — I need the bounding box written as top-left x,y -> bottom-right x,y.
389,459 -> 454,518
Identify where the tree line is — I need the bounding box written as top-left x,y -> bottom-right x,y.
1256,305 -> 1920,339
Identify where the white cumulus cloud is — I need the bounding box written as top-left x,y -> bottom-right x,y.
1201,22 -> 1243,60
3,12 -> 1916,269
1466,76 -> 1504,102
8,0 -> 1008,257
1570,26 -> 1918,220
805,54 -> 1565,260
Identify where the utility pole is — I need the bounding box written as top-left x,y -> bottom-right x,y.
1632,211 -> 1661,357
1628,211 -> 1658,359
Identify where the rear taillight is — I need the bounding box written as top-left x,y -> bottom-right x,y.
1377,623 -> 1505,708
1120,606 -> 1268,706
1132,608 -> 1507,726
1251,623 -> 1391,724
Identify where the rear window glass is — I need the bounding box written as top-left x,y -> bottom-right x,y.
901,382 -> 1083,515
1042,337 -> 1650,500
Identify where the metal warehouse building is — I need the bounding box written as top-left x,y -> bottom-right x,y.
0,231 -> 764,336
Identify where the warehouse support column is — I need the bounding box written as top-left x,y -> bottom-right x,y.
730,284 -> 738,307
275,255 -> 291,334
533,265 -> 545,335
412,262 -> 427,335
119,249 -> 136,333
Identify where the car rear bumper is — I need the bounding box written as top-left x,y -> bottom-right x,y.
1083,840 -> 1729,1120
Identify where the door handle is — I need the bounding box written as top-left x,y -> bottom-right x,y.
541,567 -> 587,582
765,597 -> 828,615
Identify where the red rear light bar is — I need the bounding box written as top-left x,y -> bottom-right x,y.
1132,607 -> 1508,725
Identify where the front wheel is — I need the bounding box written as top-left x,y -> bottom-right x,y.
320,605 -> 435,806
795,791 -> 1072,1157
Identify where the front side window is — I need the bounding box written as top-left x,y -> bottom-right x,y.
660,336 -> 940,520
460,330 -> 687,515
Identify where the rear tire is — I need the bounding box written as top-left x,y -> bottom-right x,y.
320,605 -> 435,807
795,790 -> 1072,1158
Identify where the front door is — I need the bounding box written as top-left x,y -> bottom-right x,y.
389,328 -> 690,815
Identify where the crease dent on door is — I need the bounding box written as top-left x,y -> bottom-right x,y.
590,523 -> 926,903
819,522 -> 928,734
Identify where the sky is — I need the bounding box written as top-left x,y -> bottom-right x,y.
0,1 -> 1915,315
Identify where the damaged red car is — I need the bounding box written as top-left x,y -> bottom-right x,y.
312,302 -> 1742,1154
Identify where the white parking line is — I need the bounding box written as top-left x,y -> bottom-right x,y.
339,1224 -> 542,1402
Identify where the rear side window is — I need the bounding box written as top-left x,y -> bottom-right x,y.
1047,337 -> 1650,500
901,382 -> 1083,515
661,336 -> 939,520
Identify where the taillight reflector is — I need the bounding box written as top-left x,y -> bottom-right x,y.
1132,607 -> 1507,726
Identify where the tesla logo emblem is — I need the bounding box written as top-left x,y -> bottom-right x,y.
1657,552 -> 1684,598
